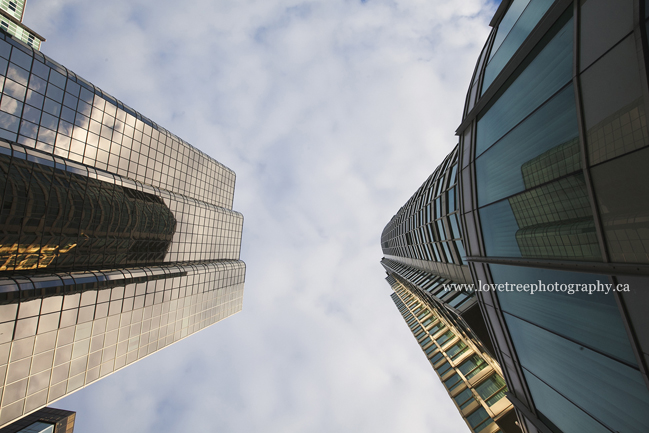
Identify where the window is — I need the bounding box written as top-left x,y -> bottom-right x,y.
430,351 -> 445,364
475,374 -> 508,406
454,388 -> 476,410
446,341 -> 468,359
444,373 -> 464,391
459,355 -> 488,380
436,361 -> 452,376
467,407 -> 493,432
436,330 -> 455,346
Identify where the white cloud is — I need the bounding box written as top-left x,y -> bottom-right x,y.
24,0 -> 496,431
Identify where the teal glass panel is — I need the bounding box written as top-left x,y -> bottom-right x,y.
454,387 -> 474,406
479,200 -> 522,257
444,373 -> 462,389
489,0 -> 532,61
524,372 -> 610,433
430,351 -> 444,363
467,407 -> 490,429
505,314 -> 649,432
491,264 -> 637,365
436,330 -> 455,346
446,341 -> 468,358
475,374 -> 508,406
476,85 -> 579,206
459,354 -> 488,380
479,173 -> 601,261
483,0 -> 555,92
477,15 -> 573,156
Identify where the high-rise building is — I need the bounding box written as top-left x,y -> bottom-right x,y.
0,5 -> 245,429
0,407 -> 74,433
382,0 -> 649,432
381,147 -> 520,433
0,1 -> 43,50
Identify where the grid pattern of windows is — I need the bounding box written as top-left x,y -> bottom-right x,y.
458,1 -> 649,432
0,26 -> 246,429
0,260 -> 245,425
0,34 -> 234,210
388,278 -> 510,433
381,146 -> 465,266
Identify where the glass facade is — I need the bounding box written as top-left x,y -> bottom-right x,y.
456,0 -> 649,432
0,15 -> 245,429
384,0 -> 649,432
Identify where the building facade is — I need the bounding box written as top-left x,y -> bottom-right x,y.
0,407 -> 74,433
382,0 -> 649,432
0,9 -> 245,429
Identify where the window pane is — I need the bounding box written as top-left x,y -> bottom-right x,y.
479,173 -> 601,260
592,148 -> 649,264
477,13 -> 573,155
505,314 -> 649,432
483,0 -> 555,92
491,264 -> 637,364
476,85 -> 579,207
582,35 -> 648,165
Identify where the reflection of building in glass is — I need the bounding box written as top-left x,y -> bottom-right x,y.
382,0 -> 649,432
0,407 -> 74,433
0,5 -> 245,428
459,0 -> 649,430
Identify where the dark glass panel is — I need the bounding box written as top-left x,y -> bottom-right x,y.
476,85 -> 579,206
524,371 -> 610,433
477,14 -> 573,155
480,172 -> 600,261
582,35 -> 648,165
482,0 -> 555,93
580,0 -> 633,71
492,264 -> 635,364
591,147 -> 649,264
505,314 -> 649,433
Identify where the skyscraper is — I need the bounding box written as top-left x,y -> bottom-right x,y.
382,0 -> 649,432
0,407 -> 74,433
0,6 -> 245,428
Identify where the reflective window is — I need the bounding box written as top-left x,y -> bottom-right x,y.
591,147 -> 649,264
582,35 -> 648,165
475,374 -> 508,406
476,85 -> 579,206
491,264 -> 636,364
479,172 -> 600,261
458,354 -> 488,380
482,0 -> 554,92
477,12 -> 573,156
505,314 -> 649,432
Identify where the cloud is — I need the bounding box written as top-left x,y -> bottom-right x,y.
24,0 -> 496,432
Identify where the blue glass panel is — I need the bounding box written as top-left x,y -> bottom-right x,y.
479,200 -> 522,257
491,264 -> 636,365
483,0 -> 555,92
505,314 -> 649,433
437,219 -> 446,241
477,16 -> 573,156
449,213 -> 461,239
476,85 -> 578,206
448,187 -> 456,212
489,0 -> 532,61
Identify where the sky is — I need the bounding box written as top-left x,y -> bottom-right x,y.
24,1 -> 495,431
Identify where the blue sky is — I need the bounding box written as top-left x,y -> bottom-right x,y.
24,0 -> 495,431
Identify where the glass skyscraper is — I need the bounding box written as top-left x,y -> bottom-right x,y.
0,7 -> 245,429
382,0 -> 649,432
